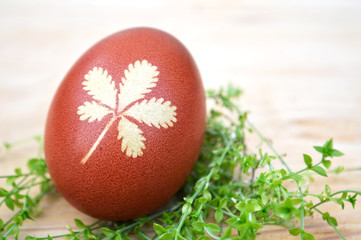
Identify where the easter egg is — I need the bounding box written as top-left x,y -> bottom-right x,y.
44,27 -> 206,220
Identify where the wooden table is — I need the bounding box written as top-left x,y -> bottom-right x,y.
1,0 -> 360,239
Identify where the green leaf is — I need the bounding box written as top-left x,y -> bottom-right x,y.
348,193 -> 358,209
219,197 -> 228,209
197,197 -> 208,204
74,219 -> 86,229
0,187 -> 8,197
196,236 -> 211,240
324,139 -> 333,149
322,212 -> 330,220
311,166 -> 327,177
25,236 -> 38,240
327,216 -> 338,226
65,224 -> 72,232
215,209 -> 224,223
332,166 -> 344,174
181,203 -> 192,215
288,173 -> 303,182
222,226 -> 232,239
192,221 -> 204,232
6,176 -> 17,186
115,232 -> 125,240
41,181 -> 51,193
341,192 -> 348,199
274,199 -> 299,220
313,146 -> 324,155
246,200 -> 262,212
322,212 -> 338,226
234,202 -> 245,212
303,232 -> 315,240
305,201 -> 313,208
158,232 -> 175,240
260,194 -> 269,205
0,218 -> 4,231
5,196 -> 15,210
3,141 -> 11,150
226,85 -> 242,98
329,149 -> 344,157
303,154 -> 312,168
153,223 -> 166,235
325,185 -> 331,196
322,160 -> 332,169
203,190 -> 212,201
100,227 -> 114,237
14,168 -> 22,176
290,198 -> 303,205
14,215 -> 24,225
27,158 -> 47,176
226,217 -> 238,226
176,234 -> 187,240
205,223 -> 221,234
289,228 -> 302,236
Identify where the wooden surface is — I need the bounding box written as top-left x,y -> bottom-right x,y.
1,0 -> 361,239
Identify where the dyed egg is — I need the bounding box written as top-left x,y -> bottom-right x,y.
44,27 -> 206,220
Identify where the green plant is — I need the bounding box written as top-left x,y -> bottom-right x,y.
1,85 -> 360,240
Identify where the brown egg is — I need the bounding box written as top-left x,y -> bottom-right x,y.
44,27 -> 206,220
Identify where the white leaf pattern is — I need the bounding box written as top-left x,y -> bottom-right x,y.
124,97 -> 177,129
83,67 -> 117,109
118,60 -> 159,110
117,117 -> 146,158
77,101 -> 112,122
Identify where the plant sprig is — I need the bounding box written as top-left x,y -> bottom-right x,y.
0,137 -> 53,240
1,85 -> 360,240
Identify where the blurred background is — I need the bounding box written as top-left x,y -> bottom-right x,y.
1,0 -> 361,238
1,0 -> 361,144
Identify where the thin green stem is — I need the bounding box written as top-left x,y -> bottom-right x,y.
3,222 -> 18,238
0,173 -> 31,179
34,221 -> 103,240
1,135 -> 40,152
37,233 -> 71,239
314,208 -> 346,240
329,190 -> 361,198
206,204 -> 237,218
285,161 -> 323,180
310,190 -> 361,210
298,186 -> 305,240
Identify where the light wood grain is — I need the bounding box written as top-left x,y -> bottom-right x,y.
1,0 -> 361,239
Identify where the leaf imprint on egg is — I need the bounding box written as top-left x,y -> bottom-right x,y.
77,60 -> 177,164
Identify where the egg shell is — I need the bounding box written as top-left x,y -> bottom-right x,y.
44,27 -> 206,221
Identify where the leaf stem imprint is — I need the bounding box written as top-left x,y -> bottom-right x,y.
81,117 -> 117,164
